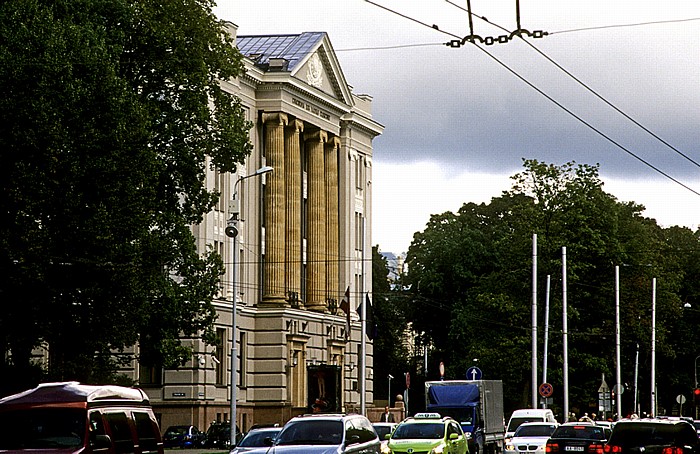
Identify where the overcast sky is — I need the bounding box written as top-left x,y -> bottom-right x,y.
220,0 -> 700,253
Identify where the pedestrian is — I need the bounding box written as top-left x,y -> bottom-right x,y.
380,406 -> 395,422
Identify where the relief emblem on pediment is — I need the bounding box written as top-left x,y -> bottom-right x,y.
306,53 -> 323,88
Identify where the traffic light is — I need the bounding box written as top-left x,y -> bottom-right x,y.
693,388 -> 700,403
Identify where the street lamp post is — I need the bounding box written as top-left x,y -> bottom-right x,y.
228,165 -> 273,447
388,374 -> 394,408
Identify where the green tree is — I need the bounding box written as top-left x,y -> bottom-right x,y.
372,246 -> 411,404
404,159 -> 696,415
0,0 -> 252,393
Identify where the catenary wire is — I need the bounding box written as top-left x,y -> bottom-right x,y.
364,0 -> 700,198
444,0 -> 700,170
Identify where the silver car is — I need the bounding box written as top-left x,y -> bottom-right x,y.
266,413 -> 381,454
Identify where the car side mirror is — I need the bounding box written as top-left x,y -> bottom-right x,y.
263,437 -> 274,446
385,434 -> 391,440
449,433 -> 459,440
92,434 -> 112,449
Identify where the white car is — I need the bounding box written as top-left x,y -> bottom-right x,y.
504,422 -> 559,454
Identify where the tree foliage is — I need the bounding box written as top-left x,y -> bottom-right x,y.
0,0 -> 252,393
401,159 -> 700,417
371,246 -> 411,404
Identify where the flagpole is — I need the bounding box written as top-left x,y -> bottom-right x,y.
360,216 -> 367,415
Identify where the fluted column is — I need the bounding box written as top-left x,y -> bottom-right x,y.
262,112 -> 287,306
305,129 -> 327,312
285,119 -> 304,306
325,136 -> 340,308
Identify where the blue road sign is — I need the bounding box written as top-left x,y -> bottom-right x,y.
466,366 -> 483,380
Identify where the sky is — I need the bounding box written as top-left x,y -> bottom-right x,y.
219,0 -> 700,254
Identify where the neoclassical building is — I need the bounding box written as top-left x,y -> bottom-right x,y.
135,24 -> 383,431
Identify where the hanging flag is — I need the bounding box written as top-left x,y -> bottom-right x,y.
356,293 -> 377,340
339,286 -> 351,340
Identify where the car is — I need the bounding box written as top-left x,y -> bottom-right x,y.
162,424 -> 206,448
268,413 -> 381,453
231,426 -> 282,453
545,422 -> 608,454
372,422 -> 397,454
506,409 -> 557,444
505,422 -> 559,454
694,420 -> 700,438
0,382 -> 164,454
205,422 -> 244,449
387,412 -> 469,454
603,419 -> 698,454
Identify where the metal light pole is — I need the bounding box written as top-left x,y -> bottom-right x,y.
229,165 -> 273,447
388,374 -> 394,408
651,277 -> 656,417
615,266 -> 622,420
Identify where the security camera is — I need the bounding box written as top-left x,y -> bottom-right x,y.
225,219 -> 238,238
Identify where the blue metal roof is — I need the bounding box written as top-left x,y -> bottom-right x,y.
236,32 -> 326,72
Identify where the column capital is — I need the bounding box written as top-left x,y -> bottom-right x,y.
325,135 -> 341,150
304,129 -> 328,144
286,118 -> 304,134
262,112 -> 288,127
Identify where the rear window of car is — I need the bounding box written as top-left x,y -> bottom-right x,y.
552,425 -> 605,439
608,422 -> 698,447
276,419 -> 343,445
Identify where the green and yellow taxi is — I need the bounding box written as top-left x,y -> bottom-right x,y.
384,412 -> 469,454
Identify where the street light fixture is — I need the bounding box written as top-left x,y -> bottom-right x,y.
228,165 -> 273,447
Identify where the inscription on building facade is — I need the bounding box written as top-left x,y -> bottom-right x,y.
292,98 -> 331,121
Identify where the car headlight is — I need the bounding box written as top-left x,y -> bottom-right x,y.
506,444 -> 515,451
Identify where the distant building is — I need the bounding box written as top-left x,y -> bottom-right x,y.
127,25 -> 383,430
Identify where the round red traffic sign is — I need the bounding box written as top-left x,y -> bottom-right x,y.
539,383 -> 553,398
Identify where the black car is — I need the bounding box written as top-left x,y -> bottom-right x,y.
603,419 -> 698,454
162,425 -> 206,448
545,422 -> 608,454
204,421 -> 243,449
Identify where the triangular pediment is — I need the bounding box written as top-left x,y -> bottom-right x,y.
291,36 -> 353,105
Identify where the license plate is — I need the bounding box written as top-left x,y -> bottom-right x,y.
565,447 -> 584,451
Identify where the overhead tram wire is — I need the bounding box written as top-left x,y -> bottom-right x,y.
549,16 -> 700,35
469,45 -> 700,197
363,0 -> 700,198
444,0 -> 700,171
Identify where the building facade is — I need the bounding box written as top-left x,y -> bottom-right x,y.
133,24 -> 383,431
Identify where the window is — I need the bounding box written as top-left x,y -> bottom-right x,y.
104,412 -> 135,454
133,411 -> 159,453
239,331 -> 248,387
215,328 -> 225,385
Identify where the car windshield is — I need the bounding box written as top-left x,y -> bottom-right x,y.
276,420 -> 343,445
0,408 -> 86,450
393,422 -> 445,440
239,429 -> 280,447
508,417 -> 545,433
165,426 -> 189,437
207,424 -> 230,437
552,425 -> 605,440
514,425 -> 557,437
373,425 -> 393,439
